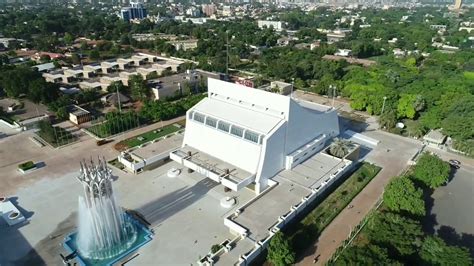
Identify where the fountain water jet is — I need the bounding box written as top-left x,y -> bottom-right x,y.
76,158 -> 137,260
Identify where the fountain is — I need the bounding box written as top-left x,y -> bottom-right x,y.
63,158 -> 152,266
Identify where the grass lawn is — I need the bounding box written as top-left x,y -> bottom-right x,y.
116,121 -> 184,150
287,162 -> 381,253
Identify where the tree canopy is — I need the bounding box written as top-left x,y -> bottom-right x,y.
420,236 -> 472,266
267,231 -> 296,266
383,176 -> 425,216
411,153 -> 450,188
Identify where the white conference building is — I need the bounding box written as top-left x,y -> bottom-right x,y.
170,78 -> 340,194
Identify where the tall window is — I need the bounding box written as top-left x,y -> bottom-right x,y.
230,125 -> 244,137
205,117 -> 217,128
193,112 -> 205,123
244,130 -> 260,143
217,121 -> 230,132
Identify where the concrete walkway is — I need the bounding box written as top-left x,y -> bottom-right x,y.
297,130 -> 422,265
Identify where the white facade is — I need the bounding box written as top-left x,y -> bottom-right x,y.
257,20 -> 283,31
171,78 -> 339,193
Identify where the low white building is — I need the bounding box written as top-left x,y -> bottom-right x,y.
170,78 -> 339,193
257,20 -> 284,31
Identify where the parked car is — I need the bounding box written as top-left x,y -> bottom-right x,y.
449,159 -> 461,165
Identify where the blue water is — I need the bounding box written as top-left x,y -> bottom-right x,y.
63,216 -> 152,266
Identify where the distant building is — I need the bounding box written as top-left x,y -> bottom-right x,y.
121,2 -> 148,22
101,92 -> 131,106
335,49 -> 352,57
167,39 -> 198,51
257,20 -> 283,31
69,105 -> 92,125
326,32 -> 346,44
202,4 -> 216,17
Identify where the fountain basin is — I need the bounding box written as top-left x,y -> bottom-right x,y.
63,214 -> 152,266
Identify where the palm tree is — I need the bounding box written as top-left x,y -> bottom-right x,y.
329,138 -> 351,158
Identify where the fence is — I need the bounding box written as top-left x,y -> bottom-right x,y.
326,197 -> 384,265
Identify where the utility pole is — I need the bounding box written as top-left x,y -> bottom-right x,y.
381,96 -> 388,114
116,83 -> 122,113
226,30 -> 229,77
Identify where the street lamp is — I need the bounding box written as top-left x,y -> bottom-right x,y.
381,96 -> 388,114
329,85 -> 337,107
291,78 -> 295,98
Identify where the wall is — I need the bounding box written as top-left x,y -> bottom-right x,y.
183,119 -> 262,174
255,120 -> 287,191
285,103 -> 339,155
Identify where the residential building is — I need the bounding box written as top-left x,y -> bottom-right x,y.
69,105 -> 92,125
202,4 -> 216,17
167,39 -> 199,51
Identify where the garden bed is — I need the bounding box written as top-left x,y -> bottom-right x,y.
114,121 -> 184,151
287,163 -> 381,253
18,161 -> 37,173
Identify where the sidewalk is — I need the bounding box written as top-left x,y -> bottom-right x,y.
296,131 -> 422,265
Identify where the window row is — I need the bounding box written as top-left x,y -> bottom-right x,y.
189,111 -> 263,144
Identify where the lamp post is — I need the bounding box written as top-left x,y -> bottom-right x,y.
330,85 -> 337,107
381,96 -> 388,114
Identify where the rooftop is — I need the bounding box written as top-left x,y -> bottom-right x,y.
131,133 -> 183,160
192,97 -> 283,135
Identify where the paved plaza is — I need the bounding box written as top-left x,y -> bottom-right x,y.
0,159 -> 255,265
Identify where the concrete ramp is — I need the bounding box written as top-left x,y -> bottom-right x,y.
343,130 -> 380,146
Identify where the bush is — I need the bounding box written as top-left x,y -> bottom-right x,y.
18,161 -> 35,171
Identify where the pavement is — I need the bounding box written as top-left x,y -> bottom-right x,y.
0,115 -> 185,195
430,164 -> 474,237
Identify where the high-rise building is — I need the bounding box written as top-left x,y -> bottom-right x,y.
454,0 -> 463,10
121,1 -> 148,22
201,4 -> 216,17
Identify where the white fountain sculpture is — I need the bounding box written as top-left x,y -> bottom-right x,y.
76,158 -> 137,260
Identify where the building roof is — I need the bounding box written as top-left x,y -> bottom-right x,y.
423,129 -> 446,144
192,97 -> 283,135
33,62 -> 56,72
102,92 -> 130,105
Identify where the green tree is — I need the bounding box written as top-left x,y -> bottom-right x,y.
379,110 -> 397,129
89,50 -> 100,61
412,153 -> 450,188
64,32 -> 74,46
129,75 -> 149,101
71,53 -> 81,65
397,94 -> 424,119
107,81 -> 127,94
328,138 -> 351,158
367,212 -> 423,256
267,232 -> 295,266
383,176 -> 425,216
337,244 -> 400,265
420,236 -> 472,266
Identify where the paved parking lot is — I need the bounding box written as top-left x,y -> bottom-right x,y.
431,165 -> 474,236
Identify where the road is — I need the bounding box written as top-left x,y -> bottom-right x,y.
293,91 -> 473,265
